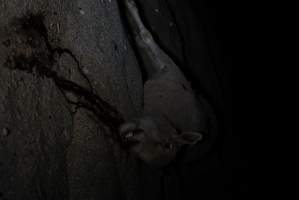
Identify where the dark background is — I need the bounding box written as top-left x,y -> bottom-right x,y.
188,0 -> 238,198
186,0 -> 240,198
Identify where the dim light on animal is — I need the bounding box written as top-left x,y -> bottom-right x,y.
120,0 -> 216,168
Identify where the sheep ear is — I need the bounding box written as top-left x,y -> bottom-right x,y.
174,131 -> 203,145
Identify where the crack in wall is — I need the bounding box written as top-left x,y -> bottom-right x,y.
2,13 -> 124,142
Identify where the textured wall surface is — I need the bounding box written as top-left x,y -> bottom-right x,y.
0,0 -> 234,200
0,0 -> 145,199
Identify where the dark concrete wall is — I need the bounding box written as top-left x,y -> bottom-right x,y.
0,0 -> 145,199
0,0 -> 236,200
